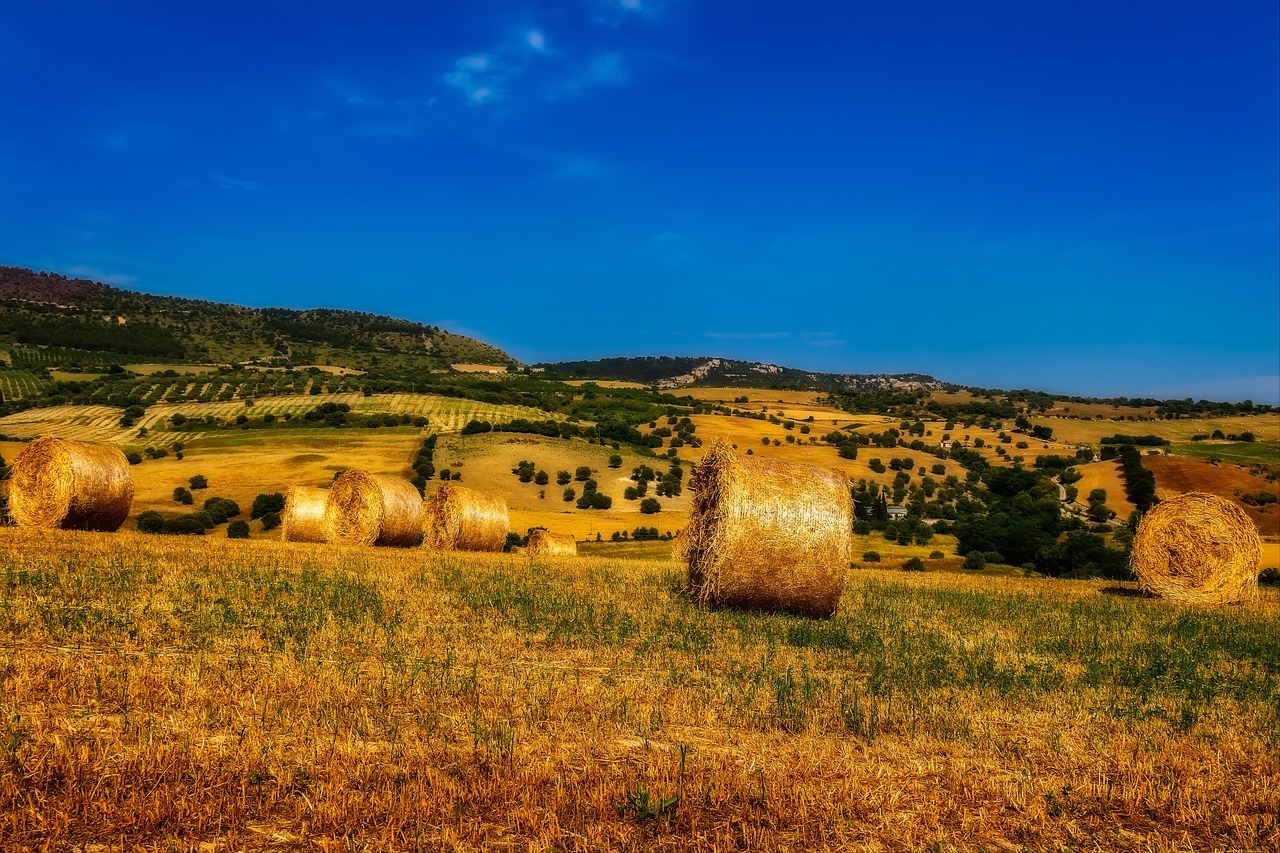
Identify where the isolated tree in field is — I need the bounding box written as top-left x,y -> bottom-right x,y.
227,520 -> 250,539
640,498 -> 661,514
173,487 -> 193,505
608,454 -> 622,468
575,466 -> 592,482
562,487 -> 576,502
556,470 -> 571,486
189,474 -> 208,490
534,470 -> 549,486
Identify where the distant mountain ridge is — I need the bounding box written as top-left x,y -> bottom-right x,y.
0,265 -> 513,371
537,355 -> 944,393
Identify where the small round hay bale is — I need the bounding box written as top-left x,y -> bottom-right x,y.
7,436 -> 134,531
323,470 -> 423,547
1131,491 -> 1261,604
281,485 -> 329,543
526,529 -> 577,556
682,439 -> 851,617
424,482 -> 508,552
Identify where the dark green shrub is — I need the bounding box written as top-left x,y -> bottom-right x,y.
137,510 -> 164,534
227,520 -> 250,539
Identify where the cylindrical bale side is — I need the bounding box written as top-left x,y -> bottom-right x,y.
281,485 -> 330,543
323,470 -> 423,547
682,439 -> 851,617
423,482 -> 509,552
8,436 -> 134,532
526,529 -> 578,556
1131,491 -> 1261,604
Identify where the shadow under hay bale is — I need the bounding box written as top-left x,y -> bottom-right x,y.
423,482 -> 508,552
526,529 -> 577,557
680,439 -> 851,618
1131,491 -> 1261,605
7,436 -> 134,532
323,470 -> 423,548
281,485 -> 329,543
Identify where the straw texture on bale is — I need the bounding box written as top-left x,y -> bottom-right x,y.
1131,491 -> 1261,605
323,470 -> 424,548
680,439 -> 851,617
526,529 -> 578,556
7,436 -> 134,532
281,486 -> 329,543
423,482 -> 509,552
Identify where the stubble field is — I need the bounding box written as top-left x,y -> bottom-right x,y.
0,529 -> 1277,851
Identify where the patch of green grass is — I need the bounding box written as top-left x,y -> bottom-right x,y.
1171,442 -> 1280,465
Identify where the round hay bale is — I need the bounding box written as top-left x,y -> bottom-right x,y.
526,529 -> 577,557
323,470 -> 423,547
281,485 -> 329,543
7,436 -> 134,531
681,439 -> 851,617
423,482 -> 508,552
1131,491 -> 1261,604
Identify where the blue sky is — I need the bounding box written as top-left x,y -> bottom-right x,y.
2,1 -> 1277,402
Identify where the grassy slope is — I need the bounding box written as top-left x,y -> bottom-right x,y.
0,529 -> 1276,851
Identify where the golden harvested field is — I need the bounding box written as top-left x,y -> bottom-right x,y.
1027,413 -> 1280,447
126,429 -> 424,529
680,387 -> 829,405
1263,541 -> 1280,570
126,363 -> 220,375
434,433 -> 691,541
1074,460 -> 1137,520
450,363 -> 509,373
561,379 -> 649,389
1,529 -> 1277,851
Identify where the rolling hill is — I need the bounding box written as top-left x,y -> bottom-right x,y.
0,265 -> 514,372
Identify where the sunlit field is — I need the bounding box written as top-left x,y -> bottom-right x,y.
1,528 -> 1277,851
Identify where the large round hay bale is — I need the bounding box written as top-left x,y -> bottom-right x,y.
423,482 -> 508,552
7,436 -> 134,532
526,529 -> 577,556
1131,491 -> 1261,604
281,485 -> 329,543
681,439 -> 851,617
323,470 -> 423,547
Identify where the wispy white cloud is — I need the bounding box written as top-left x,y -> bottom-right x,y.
214,175 -> 264,192
440,3 -> 658,107
441,53 -> 513,105
591,0 -> 667,27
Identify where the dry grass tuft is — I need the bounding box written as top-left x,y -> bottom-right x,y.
322,470 -> 423,547
423,482 -> 508,552
6,436 -> 133,531
1132,491 -> 1262,604
281,485 -> 329,543
526,528 -> 577,556
681,439 -> 851,617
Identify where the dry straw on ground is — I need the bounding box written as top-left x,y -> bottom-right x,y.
526,529 -> 578,556
323,470 -> 423,547
680,439 -> 851,617
423,482 -> 508,552
1131,491 -> 1262,604
6,436 -> 133,531
281,485 -> 329,543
